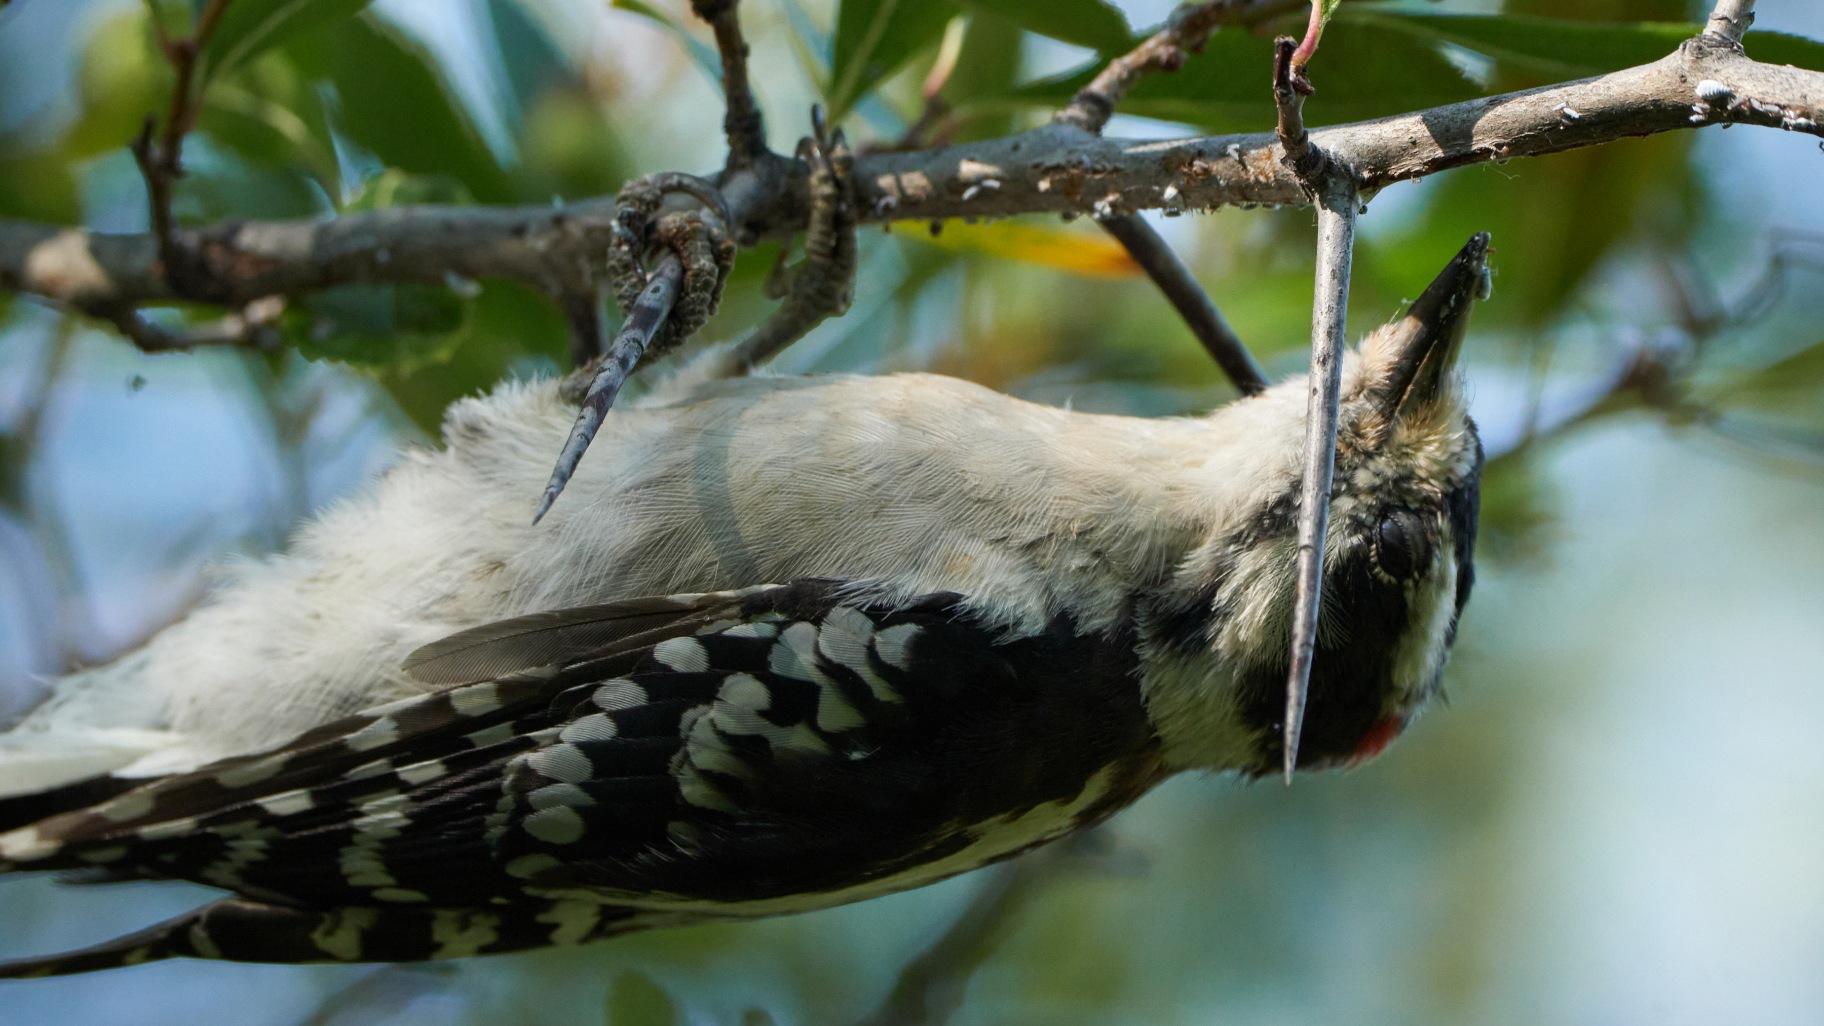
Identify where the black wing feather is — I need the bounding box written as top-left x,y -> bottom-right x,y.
0,580 -> 1161,973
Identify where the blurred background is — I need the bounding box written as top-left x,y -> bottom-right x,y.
2,0 -> 1822,1023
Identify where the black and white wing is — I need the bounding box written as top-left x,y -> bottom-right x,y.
0,580 -> 1161,976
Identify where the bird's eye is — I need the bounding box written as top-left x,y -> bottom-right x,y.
1374,510 -> 1433,580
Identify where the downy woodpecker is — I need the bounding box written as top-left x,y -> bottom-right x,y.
0,235 -> 1489,977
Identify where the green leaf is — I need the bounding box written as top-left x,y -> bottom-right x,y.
374,282 -> 568,432
341,167 -> 473,210
603,972 -> 679,1026
290,283 -> 471,370
958,0 -> 1133,53
776,0 -> 833,82
487,0 -> 571,115
1351,13 -> 1824,80
611,0 -> 724,84
198,0 -> 376,84
1013,20 -> 1480,132
829,0 -> 961,120
279,14 -> 510,202
63,9 -> 167,159
287,172 -> 478,372
1708,339 -> 1824,422
196,82 -> 340,190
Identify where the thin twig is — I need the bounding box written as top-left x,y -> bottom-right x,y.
1288,0 -> 1327,71
691,0 -> 769,166
854,841 -> 1101,1026
559,294 -> 603,370
127,121 -> 178,277
1273,36 -> 1333,192
1706,0 -> 1756,43
1058,2 -> 1276,394
853,862 -> 1037,1026
133,0 -> 234,284
1097,214 -> 1268,394
95,297 -> 285,353
869,17 -> 968,154
1487,344 -> 1663,466
1055,0 -> 1306,133
535,253 -> 684,523
709,108 -> 856,377
1489,233 -> 1824,466
1283,177 -> 1355,783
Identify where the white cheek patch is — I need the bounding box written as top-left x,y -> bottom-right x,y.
1390,546 -> 1459,697
1211,538 -> 1296,665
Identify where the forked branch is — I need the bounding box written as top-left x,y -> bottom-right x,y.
1060,1 -> 1286,395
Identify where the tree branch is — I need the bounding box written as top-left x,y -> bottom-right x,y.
691,0 -> 769,166
133,0 -> 235,288
3,34 -> 1819,330
827,37 -> 1822,229
95,296 -> 284,353
1706,0 -> 1756,44
1057,2 -> 1279,395
1055,0 -> 1306,134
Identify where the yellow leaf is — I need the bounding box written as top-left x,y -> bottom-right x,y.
887,220 -> 1140,279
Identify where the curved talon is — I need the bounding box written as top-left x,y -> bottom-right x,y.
810,103 -> 827,144
722,107 -> 860,372
644,172 -> 735,232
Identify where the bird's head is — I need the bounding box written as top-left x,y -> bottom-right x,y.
1146,234 -> 1489,777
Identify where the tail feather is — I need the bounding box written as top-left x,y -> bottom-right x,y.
0,898 -> 644,978
0,729 -> 183,800
0,774 -> 140,835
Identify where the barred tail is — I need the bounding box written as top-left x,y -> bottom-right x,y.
0,898 -> 648,979
0,773 -> 140,835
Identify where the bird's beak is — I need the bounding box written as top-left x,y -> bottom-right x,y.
1372,232 -> 1490,421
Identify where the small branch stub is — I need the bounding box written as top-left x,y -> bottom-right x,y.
1273,36 -> 1334,193
1705,0 -> 1756,44
1055,1 -> 1311,134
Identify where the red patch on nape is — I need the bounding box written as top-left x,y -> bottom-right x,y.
1349,715 -> 1407,766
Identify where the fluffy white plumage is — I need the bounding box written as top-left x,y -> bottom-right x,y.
1,350 -> 1328,791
